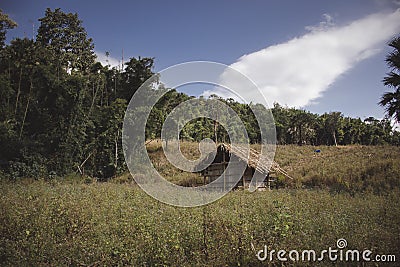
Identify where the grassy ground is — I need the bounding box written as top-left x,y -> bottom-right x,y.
1,143 -> 400,266
149,141 -> 400,194
275,144 -> 400,193
1,180 -> 399,266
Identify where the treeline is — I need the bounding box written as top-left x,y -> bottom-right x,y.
272,104 -> 399,146
0,8 -> 399,179
0,8 -> 153,179
149,95 -> 400,146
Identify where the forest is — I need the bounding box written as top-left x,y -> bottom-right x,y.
1,7 -> 400,266
0,8 -> 399,181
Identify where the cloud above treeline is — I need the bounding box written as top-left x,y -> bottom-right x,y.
95,51 -> 121,69
204,9 -> 400,107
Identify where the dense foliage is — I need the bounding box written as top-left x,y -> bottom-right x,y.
380,36 -> 400,122
0,9 -> 152,179
0,8 -> 399,180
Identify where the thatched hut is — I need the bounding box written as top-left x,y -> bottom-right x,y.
196,143 -> 292,190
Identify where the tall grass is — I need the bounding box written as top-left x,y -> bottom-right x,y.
1,180 -> 399,266
274,145 -> 400,193
1,143 -> 399,265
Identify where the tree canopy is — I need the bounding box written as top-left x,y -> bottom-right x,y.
380,36 -> 400,123
0,8 -> 399,180
0,9 -> 17,48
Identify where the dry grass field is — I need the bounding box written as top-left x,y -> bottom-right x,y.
1,142 -> 399,266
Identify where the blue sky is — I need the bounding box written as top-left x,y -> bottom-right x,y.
2,0 -> 400,121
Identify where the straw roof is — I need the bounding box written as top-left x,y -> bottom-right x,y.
215,143 -> 294,180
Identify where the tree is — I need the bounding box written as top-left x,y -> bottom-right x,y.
0,37 -> 55,164
271,103 -> 290,144
316,112 -> 343,146
0,9 -> 17,48
36,8 -> 95,75
120,57 -> 154,101
89,98 -> 127,178
380,36 -> 400,122
288,109 -> 316,145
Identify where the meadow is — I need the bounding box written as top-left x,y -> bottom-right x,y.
148,141 -> 400,194
1,143 -> 400,266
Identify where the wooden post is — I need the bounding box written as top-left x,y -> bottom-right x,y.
114,130 -> 119,171
223,148 -> 226,191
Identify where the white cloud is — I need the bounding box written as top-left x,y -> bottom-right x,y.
95,51 -> 121,69
305,13 -> 335,32
204,9 -> 400,107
